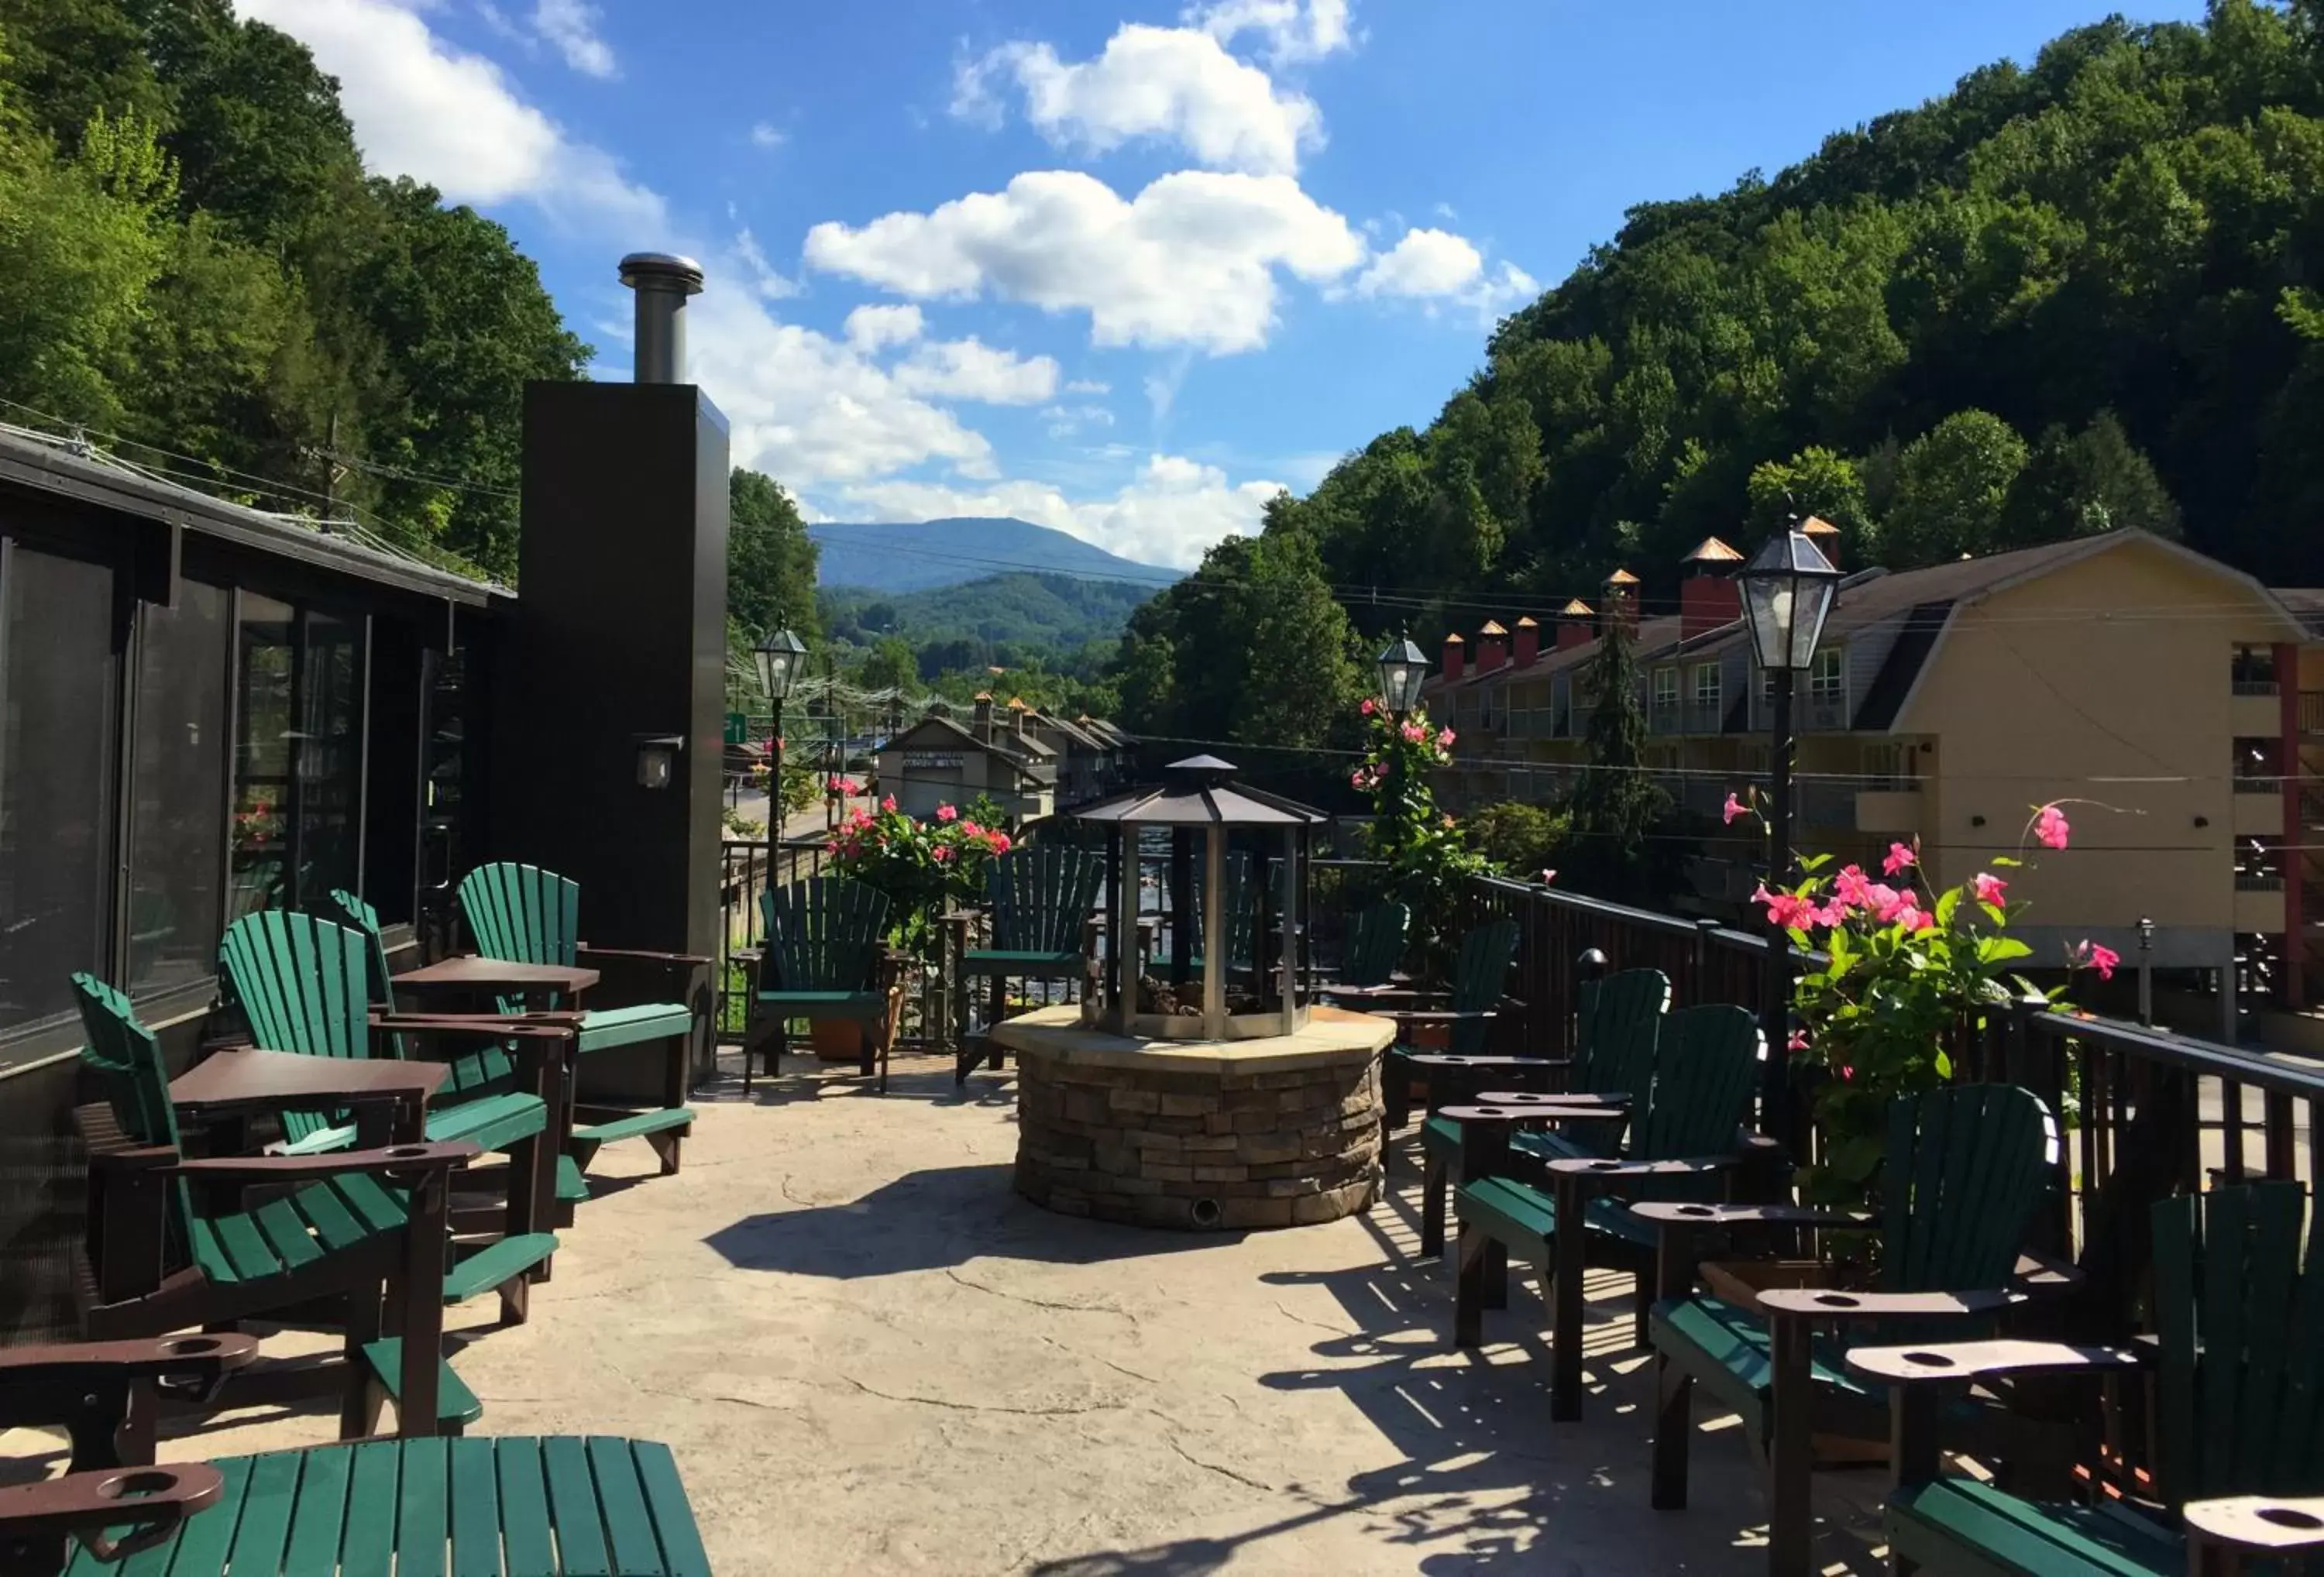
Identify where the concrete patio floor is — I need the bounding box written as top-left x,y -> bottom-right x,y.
7,1049 -> 1891,1575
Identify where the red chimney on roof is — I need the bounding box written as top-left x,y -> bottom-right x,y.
1605,569 -> 1640,632
1556,599 -> 1595,651
1801,515 -> 1841,569
1442,631 -> 1466,683
1513,616 -> 1540,668
1679,535 -> 1744,643
1477,620 -> 1508,672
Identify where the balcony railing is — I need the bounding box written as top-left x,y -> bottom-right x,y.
2303,692 -> 2324,734
2234,775 -> 2283,795
2233,679 -> 2281,697
2236,869 -> 2287,892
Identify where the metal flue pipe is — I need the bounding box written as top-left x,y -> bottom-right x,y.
617,252 -> 704,384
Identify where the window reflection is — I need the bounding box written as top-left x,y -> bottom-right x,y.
128,582 -> 229,992
230,596 -> 366,918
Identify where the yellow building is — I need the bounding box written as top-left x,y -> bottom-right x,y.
1424,529 -> 2321,1024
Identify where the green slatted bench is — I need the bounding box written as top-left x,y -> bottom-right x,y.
1853,1181 -> 2324,1577
0,1339 -> 711,1577
449,866 -> 699,1180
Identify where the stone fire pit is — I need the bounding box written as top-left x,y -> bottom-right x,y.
992,1003 -> 1393,1231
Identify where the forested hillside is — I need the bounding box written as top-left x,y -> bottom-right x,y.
821,572 -> 1151,663
1121,2 -> 2324,747
0,0 -> 587,581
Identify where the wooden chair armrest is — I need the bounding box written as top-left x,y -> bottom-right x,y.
374,1014 -> 583,1036
1844,1339 -> 2147,1386
578,944 -> 713,968
1631,1201 -> 1877,1228
2016,1249 -> 2083,1297
2184,1496 -> 2324,1558
1390,1008 -> 1497,1028
0,1464 -> 225,1562
1545,1154 -> 1741,1179
1757,1286 -> 2027,1324
0,1334 -> 260,1393
171,1141 -> 479,1181
1394,1052 -> 1573,1070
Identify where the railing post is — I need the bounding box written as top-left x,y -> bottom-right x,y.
1691,918 -> 1718,1006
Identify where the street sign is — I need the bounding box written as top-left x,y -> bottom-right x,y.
724,712 -> 748,745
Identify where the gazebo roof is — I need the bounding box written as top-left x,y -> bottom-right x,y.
1069,755 -> 1327,827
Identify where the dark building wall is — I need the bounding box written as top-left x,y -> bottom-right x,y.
491,383 -> 729,960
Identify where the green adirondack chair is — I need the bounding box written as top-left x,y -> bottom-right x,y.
955,843 -> 1106,1086
1848,1180 -> 2324,1577
452,864 -> 700,1176
1412,964 -> 1669,1256
1641,1083 -> 2065,1577
1374,916 -> 1524,1120
751,877 -> 903,1094
1150,850 -> 1261,975
1335,900 -> 1411,990
215,911 -> 560,1321
0,1334 -> 712,1577
69,976 -> 478,1441
1452,1002 -> 1765,1419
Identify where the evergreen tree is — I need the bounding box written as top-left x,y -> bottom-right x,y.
728,467 -> 820,640
1561,615 -> 1670,902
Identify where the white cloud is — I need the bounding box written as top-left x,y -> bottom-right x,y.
961,25 -> 1322,176
1043,404 -> 1116,438
803,169 -> 1364,355
1188,0 -> 1354,64
830,453 -> 1284,569
843,304 -> 926,352
235,0 -> 662,234
1351,226 -> 1538,322
532,0 -> 615,77
892,338 -> 1061,405
749,121 -> 786,149
733,227 -> 803,300
1064,378 -> 1111,395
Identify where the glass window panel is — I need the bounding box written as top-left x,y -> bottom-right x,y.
297,610 -> 364,904
230,593 -> 294,919
127,582 -> 229,993
0,548 -> 117,1032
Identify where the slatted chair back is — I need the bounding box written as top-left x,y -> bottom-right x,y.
2151,1180 -> 2324,1506
218,911 -> 376,1149
1633,1003 -> 1761,1160
1572,967 -> 1672,1101
1878,1083 -> 2057,1296
759,878 -> 892,993
71,974 -> 194,1248
325,888 -> 516,1096
987,845 -> 1105,955
1340,902 -> 1410,989
1445,917 -> 1520,1056
459,862 -> 583,969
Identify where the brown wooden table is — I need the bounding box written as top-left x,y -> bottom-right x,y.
170,1049 -> 450,1148
392,957 -> 600,998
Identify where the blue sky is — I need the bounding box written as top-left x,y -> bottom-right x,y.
240,0 -> 2208,568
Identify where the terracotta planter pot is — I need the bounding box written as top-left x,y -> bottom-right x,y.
810,1019 -> 863,1062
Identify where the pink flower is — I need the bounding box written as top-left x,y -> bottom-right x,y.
1894,903 -> 1937,934
961,820 -> 983,837
988,833 -> 1013,854
1722,792 -> 1748,826
931,844 -> 954,864
1538,868 -> 1557,885
1360,697 -> 1378,717
1786,1030 -> 1809,1053
1351,770 -> 1369,789
1860,881 -> 1907,924
936,804 -> 959,823
1401,720 -> 1427,744
1437,727 -> 1456,749
2034,804 -> 2070,850
1971,872 -> 2007,907
1882,841 -> 1917,877
1753,883 -> 1819,931
1834,864 -> 1874,911
881,795 -> 898,813
2071,940 -> 2120,981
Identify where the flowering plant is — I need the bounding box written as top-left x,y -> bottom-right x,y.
1745,796 -> 2109,1204
1355,699 -> 1489,967
827,794 -> 1012,957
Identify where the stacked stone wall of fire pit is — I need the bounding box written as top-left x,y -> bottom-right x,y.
1015,1051 -> 1381,1230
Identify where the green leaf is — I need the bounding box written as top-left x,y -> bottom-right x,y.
1991,855 -> 2020,868
1934,888 -> 1961,927
1799,853 -> 1834,872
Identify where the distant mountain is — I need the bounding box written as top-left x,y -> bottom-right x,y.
809,517 -> 1177,594
820,572 -> 1155,658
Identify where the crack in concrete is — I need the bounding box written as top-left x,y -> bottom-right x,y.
1273,1299 -> 1357,1336
1160,1428 -> 1274,1493
946,1267 -> 1139,1324
1031,1331 -> 1164,1387
837,1373 -> 1125,1418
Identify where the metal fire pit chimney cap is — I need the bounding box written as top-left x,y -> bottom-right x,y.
618,252 -> 705,294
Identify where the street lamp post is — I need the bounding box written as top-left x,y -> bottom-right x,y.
1374,633 -> 1430,810
754,627 -> 806,840
2137,915 -> 2157,1026
1738,526 -> 1841,1140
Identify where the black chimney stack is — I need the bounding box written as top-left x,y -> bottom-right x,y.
618,252 -> 703,385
